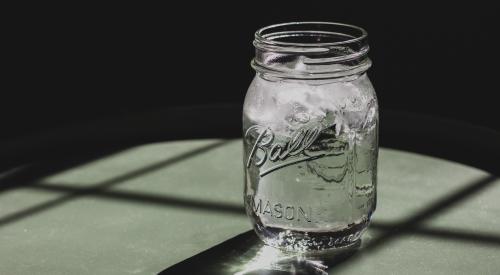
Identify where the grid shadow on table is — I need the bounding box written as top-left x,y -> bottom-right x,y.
0,140 -> 498,274
0,140 -> 230,227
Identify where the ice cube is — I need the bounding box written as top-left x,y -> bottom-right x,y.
244,73 -> 376,137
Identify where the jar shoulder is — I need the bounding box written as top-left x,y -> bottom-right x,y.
243,74 -> 378,121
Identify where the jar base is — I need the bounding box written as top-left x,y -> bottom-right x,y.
253,219 -> 369,253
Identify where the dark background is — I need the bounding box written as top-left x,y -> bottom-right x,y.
3,3 -> 499,169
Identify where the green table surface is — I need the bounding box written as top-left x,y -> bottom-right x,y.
0,139 -> 499,274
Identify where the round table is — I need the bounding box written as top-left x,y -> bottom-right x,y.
0,139 -> 498,274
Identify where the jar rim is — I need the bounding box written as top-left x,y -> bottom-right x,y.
254,21 -> 368,49
252,22 -> 371,79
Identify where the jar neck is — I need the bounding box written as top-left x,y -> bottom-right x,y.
252,22 -> 371,80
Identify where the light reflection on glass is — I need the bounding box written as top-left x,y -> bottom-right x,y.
228,240 -> 361,275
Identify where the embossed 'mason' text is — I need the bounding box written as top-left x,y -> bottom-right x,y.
249,196 -> 312,222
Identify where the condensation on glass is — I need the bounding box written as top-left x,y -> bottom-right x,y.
243,22 -> 379,252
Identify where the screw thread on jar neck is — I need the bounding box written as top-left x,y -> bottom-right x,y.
252,22 -> 371,80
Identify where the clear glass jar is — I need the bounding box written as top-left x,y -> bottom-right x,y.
243,22 -> 378,252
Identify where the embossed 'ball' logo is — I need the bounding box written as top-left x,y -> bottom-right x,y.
245,124 -> 347,177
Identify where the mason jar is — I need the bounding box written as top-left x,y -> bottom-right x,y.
243,22 -> 378,252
